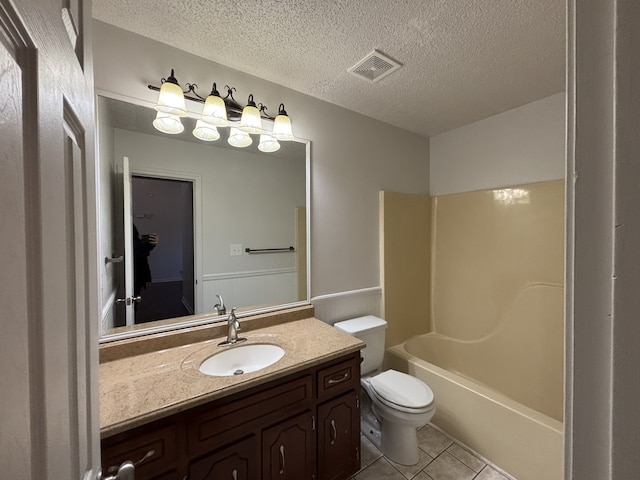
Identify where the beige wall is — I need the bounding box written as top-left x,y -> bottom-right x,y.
381,181 -> 565,419
431,180 -> 565,340
379,191 -> 431,347
430,180 -> 565,420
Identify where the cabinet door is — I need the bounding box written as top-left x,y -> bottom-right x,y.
317,391 -> 360,480
188,435 -> 258,480
101,423 -> 180,480
262,411 -> 316,480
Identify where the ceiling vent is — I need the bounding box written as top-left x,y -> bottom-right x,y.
348,50 -> 402,83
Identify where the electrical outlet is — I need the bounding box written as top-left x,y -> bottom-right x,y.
230,244 -> 243,256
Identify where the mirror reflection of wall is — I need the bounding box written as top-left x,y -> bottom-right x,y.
99,96 -> 309,339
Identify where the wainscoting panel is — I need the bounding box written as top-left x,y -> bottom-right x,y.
203,268 -> 298,313
311,287 -> 382,324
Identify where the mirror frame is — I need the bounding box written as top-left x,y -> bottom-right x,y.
96,90 -> 311,343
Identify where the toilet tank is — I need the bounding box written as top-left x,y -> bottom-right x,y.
334,315 -> 387,376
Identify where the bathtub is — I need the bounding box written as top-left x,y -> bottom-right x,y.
386,336 -> 564,480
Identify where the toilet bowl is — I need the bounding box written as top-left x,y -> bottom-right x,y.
361,369 -> 435,465
334,316 -> 436,466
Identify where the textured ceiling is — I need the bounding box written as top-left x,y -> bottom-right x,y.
92,0 -> 565,137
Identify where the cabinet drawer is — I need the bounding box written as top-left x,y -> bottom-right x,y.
188,374 -> 313,455
316,353 -> 360,402
101,423 -> 178,479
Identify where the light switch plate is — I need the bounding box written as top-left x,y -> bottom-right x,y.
230,244 -> 243,256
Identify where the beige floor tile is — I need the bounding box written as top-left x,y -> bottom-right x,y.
423,452 -> 476,480
386,447 -> 434,479
354,457 -> 407,480
413,472 -> 436,480
475,465 -> 512,480
360,434 -> 383,468
417,424 -> 453,457
446,443 -> 486,473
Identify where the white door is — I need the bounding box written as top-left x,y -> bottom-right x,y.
117,156 -> 137,326
0,1 -> 101,479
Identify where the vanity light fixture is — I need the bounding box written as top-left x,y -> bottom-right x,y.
149,69 -> 294,151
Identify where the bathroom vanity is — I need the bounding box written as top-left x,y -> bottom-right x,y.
99,313 -> 364,480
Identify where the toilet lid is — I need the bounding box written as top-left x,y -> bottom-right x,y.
369,370 -> 434,409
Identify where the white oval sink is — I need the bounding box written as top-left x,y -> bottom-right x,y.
199,344 -> 285,377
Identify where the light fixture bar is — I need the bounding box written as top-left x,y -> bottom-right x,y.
148,69 -> 295,149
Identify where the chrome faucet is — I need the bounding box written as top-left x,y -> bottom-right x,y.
213,294 -> 226,315
218,308 -> 247,346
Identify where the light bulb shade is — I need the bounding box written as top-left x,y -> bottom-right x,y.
272,104 -> 294,140
201,94 -> 228,127
152,111 -> 184,134
155,80 -> 187,117
258,134 -> 280,153
193,119 -> 220,141
228,127 -> 253,148
272,115 -> 294,141
239,94 -> 263,134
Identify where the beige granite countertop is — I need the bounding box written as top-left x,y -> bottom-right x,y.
99,317 -> 364,438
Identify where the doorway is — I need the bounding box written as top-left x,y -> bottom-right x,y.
131,175 -> 195,323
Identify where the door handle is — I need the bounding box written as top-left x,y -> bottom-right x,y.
116,296 -> 142,306
279,445 -> 285,474
330,419 -> 337,445
101,461 -> 134,480
102,449 -> 154,480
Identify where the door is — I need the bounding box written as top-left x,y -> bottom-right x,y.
0,1 -> 100,479
262,411 -> 316,480
317,392 -> 361,480
114,156 -> 137,326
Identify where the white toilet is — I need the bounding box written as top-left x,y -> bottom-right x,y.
334,315 -> 435,465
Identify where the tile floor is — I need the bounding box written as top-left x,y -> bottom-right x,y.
350,423 -> 516,480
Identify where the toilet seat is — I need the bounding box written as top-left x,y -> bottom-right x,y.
367,370 -> 434,414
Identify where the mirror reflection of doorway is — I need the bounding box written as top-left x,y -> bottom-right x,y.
132,176 -> 194,323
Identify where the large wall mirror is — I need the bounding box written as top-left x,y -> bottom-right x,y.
97,94 -> 310,342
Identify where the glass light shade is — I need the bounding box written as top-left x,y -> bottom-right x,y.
239,104 -> 263,134
192,120 -> 220,141
228,127 -> 253,148
258,134 -> 280,153
201,94 -> 228,127
155,81 -> 187,117
152,112 -> 184,134
272,114 -> 294,141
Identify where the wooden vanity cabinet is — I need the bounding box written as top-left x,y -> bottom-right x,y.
101,351 -> 361,480
187,435 -> 258,480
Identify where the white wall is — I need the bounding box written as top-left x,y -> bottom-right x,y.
97,95 -> 117,331
93,20 -> 430,304
430,92 -> 565,195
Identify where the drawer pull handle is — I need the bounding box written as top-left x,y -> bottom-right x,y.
327,371 -> 349,385
330,419 -> 337,445
279,444 -> 285,474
